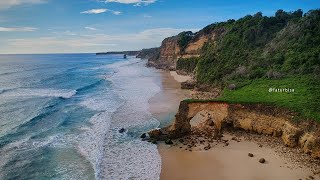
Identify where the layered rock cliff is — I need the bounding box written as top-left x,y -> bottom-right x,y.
147,26 -> 226,71
161,100 -> 320,159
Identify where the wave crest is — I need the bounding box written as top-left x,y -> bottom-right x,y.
0,88 -> 76,99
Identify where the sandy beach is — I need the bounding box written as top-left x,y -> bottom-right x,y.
158,134 -> 315,180
148,70 -> 190,128
150,70 -> 319,180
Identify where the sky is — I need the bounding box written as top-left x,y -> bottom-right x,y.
0,0 -> 319,54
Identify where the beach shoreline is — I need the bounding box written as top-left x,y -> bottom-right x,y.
148,70 -> 190,128
149,70 -> 319,180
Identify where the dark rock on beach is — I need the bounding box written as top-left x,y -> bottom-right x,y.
140,133 -> 146,139
119,128 -> 125,133
204,144 -> 211,150
165,139 -> 174,145
148,138 -> 157,144
259,158 -> 266,163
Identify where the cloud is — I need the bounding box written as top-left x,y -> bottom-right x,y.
81,8 -> 121,15
51,30 -> 77,36
101,0 -> 156,6
143,14 -> 152,18
85,27 -> 98,31
81,9 -> 107,14
0,0 -> 45,9
63,31 -> 77,36
0,27 -> 37,32
2,27 -> 199,54
112,11 -> 121,15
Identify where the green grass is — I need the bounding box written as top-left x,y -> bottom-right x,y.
185,75 -> 320,122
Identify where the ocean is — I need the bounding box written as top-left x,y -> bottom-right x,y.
0,54 -> 162,180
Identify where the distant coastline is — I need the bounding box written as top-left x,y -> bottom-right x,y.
96,51 -> 140,56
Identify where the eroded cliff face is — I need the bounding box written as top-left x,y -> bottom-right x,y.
147,28 -> 223,70
154,36 -> 181,69
165,101 -> 320,159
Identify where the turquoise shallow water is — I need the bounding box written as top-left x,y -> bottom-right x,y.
0,54 -> 162,180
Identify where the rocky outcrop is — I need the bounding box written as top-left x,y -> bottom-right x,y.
136,47 -> 160,60
145,36 -> 180,70
147,27 -> 226,71
160,100 -> 320,159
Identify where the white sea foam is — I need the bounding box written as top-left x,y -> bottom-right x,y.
80,93 -> 122,112
77,112 -> 113,179
74,57 -> 163,180
96,58 -> 162,180
77,87 -> 123,179
0,88 -> 76,99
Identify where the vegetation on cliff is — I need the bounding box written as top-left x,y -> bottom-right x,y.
177,31 -> 194,52
184,75 -> 320,121
197,9 -> 320,85
136,47 -> 160,60
218,75 -> 320,121
189,9 -> 320,121
176,57 -> 199,74
148,9 -> 320,122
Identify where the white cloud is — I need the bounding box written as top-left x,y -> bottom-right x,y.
102,0 -> 156,6
0,0 -> 45,9
85,27 -> 98,31
81,8 -> 121,15
143,14 -> 152,18
81,9 -> 107,14
51,30 -> 77,36
1,27 -> 199,54
112,11 -> 121,15
63,31 -> 77,36
0,27 -> 37,32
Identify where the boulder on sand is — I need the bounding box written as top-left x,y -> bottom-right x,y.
259,158 -> 266,163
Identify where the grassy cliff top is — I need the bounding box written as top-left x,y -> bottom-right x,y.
184,75 -> 320,122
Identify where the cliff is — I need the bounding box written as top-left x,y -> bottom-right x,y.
146,35 -> 181,70
147,27 -> 226,72
136,47 -> 160,61
146,9 -> 320,123
159,100 -> 320,159
147,9 -> 320,82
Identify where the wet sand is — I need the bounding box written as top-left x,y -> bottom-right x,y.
149,70 -> 318,180
148,70 -> 189,128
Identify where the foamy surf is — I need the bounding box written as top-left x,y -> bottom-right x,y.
0,54 -> 163,180
0,88 -> 77,99
95,57 -> 162,180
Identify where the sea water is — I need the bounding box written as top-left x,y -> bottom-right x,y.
0,54 -> 161,180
